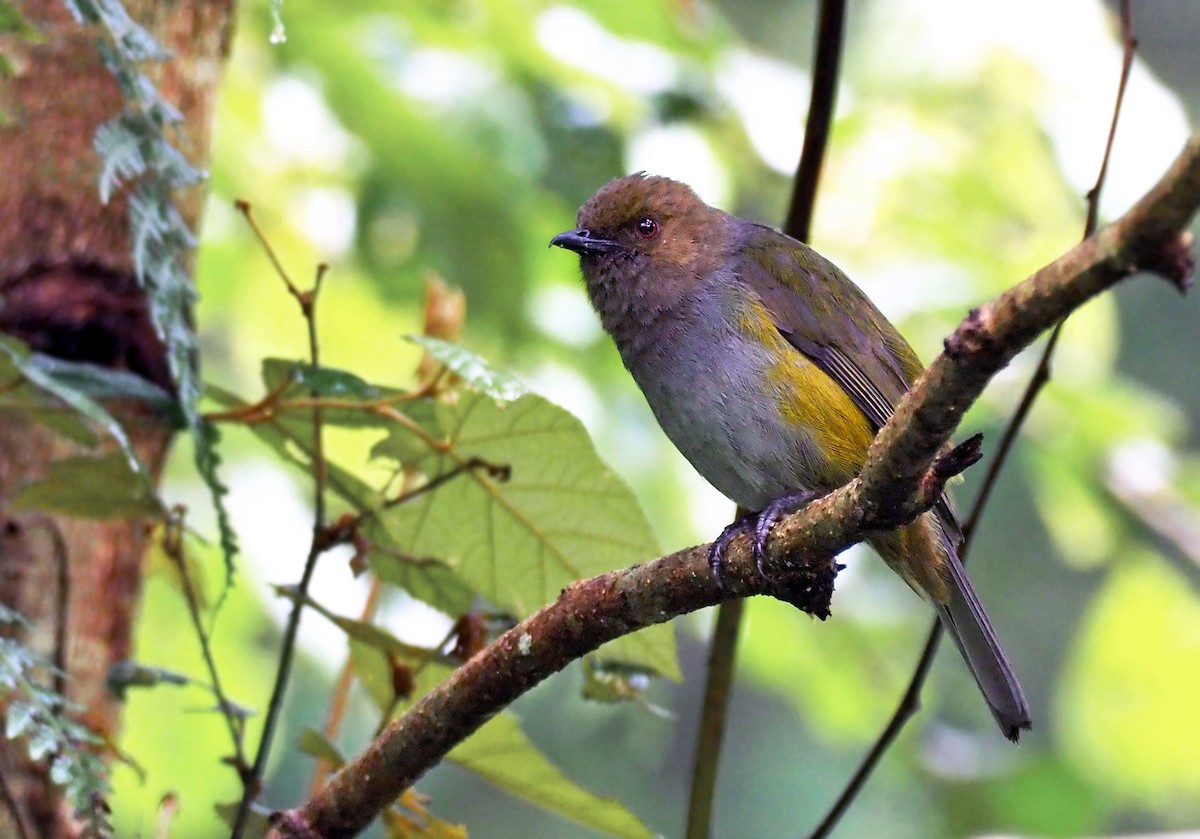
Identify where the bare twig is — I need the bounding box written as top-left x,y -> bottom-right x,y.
784,0 -> 848,240
270,127 -> 1200,838
231,237 -> 332,837
806,7 -> 1139,836
234,201 -> 305,304
0,766 -> 32,839
685,597 -> 744,839
162,508 -> 249,778
316,458 -> 510,553
308,577 -> 383,796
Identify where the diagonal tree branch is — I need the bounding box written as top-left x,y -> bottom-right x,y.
269,130 -> 1200,839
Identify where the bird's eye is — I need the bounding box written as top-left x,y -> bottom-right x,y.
635,217 -> 659,239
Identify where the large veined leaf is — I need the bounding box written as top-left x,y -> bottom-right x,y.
407,335 -> 526,403
448,711 -> 655,839
373,391 -> 678,677
212,352 -> 677,674
204,381 -> 481,615
347,641 -> 655,839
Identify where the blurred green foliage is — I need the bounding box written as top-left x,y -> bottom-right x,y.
88,0 -> 1200,837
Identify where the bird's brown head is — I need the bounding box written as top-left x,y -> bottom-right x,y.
550,174 -> 729,315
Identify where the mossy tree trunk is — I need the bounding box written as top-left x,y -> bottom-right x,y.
0,1 -> 233,834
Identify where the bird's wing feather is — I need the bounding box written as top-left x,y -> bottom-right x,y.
735,223 -> 963,541
734,224 -> 913,427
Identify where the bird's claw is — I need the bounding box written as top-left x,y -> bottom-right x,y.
709,490 -> 822,587
708,512 -> 756,589
752,490 -> 820,577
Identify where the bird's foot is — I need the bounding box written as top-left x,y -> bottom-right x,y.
752,490 -> 821,577
708,510 -> 757,588
708,490 -> 822,588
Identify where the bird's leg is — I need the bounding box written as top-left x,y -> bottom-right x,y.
752,490 -> 821,578
708,510 -> 758,587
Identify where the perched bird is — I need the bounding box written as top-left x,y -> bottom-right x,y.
551,173 -> 1031,740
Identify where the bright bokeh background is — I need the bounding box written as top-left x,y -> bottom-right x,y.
111,1 -> 1200,836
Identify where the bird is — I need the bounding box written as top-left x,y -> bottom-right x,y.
550,172 -> 1031,740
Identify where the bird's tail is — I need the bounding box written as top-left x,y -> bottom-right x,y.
934,552 -> 1032,741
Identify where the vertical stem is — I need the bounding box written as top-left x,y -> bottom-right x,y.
231,264 -> 330,839
685,2 -> 849,836
309,578 -> 384,795
684,599 -> 744,839
784,0 -> 848,242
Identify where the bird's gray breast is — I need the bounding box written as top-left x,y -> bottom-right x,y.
616,287 -> 825,512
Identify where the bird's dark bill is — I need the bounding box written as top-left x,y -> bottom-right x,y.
550,229 -> 622,256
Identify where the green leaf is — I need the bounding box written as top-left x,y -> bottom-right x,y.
364,397 -> 442,467
206,384 -> 481,615
407,336 -> 526,403
13,452 -> 163,519
297,727 -> 345,768
449,712 -> 654,839
260,358 -> 408,430
0,339 -> 152,480
363,536 -> 477,616
19,355 -> 177,415
0,1 -> 39,39
374,392 -> 677,677
347,636 -> 398,712
28,725 -> 57,760
0,346 -> 99,446
273,585 -> 430,661
262,358 -> 382,400
6,701 -> 36,739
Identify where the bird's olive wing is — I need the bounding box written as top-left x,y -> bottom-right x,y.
735,225 -> 915,431
735,225 -> 964,542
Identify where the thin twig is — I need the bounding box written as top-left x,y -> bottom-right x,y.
202,376 -> 297,425
804,5 -> 1137,837
232,255 -> 332,838
784,0 -> 847,240
162,508 -> 248,777
317,457 -> 510,553
0,766 -> 32,839
382,458 -> 509,511
684,598 -> 744,839
43,519 -> 70,699
686,4 -> 849,834
235,201 -> 304,303
309,578 -> 384,796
